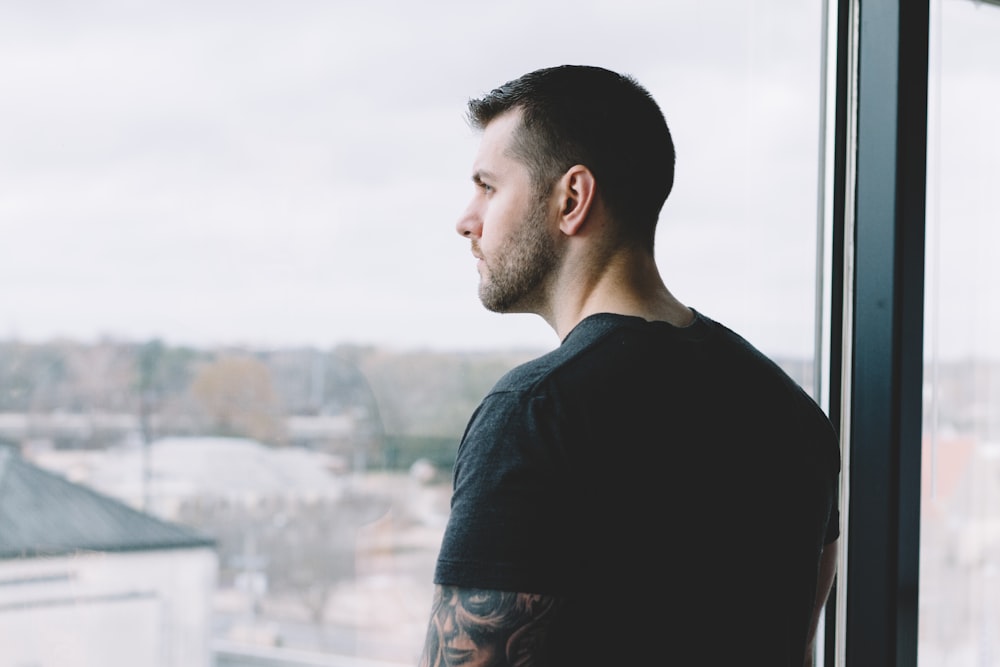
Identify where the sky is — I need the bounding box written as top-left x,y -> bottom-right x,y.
0,0 -> 997,360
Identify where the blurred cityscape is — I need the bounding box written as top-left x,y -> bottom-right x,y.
0,339 -> 997,665
0,339 -> 539,667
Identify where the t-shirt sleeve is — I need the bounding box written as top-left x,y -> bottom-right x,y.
824,506 -> 841,544
433,389 -> 573,594
823,462 -> 841,544
816,412 -> 842,546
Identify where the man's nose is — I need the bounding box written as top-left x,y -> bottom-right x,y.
456,200 -> 481,238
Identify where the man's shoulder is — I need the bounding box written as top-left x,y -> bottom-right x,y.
486,313 -> 653,396
484,310 -> 717,394
480,309 -> 834,431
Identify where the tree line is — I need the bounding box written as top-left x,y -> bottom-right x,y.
0,338 -> 542,469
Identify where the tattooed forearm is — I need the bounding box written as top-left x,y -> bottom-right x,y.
418,586 -> 560,667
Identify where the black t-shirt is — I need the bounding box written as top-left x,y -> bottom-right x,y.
434,311 -> 841,665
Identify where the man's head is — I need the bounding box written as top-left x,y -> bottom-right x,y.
467,65 -> 676,249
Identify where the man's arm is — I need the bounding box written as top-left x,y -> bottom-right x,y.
803,538 -> 839,667
418,585 -> 561,667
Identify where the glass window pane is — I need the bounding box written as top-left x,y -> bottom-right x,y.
0,1 -> 827,664
920,0 -> 1000,664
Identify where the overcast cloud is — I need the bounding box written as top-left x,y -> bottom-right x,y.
1,0 -> 996,360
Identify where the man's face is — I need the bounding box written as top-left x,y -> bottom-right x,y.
456,110 -> 559,314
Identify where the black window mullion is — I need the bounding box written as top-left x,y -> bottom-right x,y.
841,1 -> 929,665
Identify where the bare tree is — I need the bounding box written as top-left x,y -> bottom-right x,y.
189,355 -> 287,444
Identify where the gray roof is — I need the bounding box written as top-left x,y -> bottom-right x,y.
0,448 -> 214,559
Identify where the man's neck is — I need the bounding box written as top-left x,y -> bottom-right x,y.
542,246 -> 694,340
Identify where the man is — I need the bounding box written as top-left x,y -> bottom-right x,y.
420,65 -> 841,667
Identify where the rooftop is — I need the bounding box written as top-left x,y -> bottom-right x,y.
0,447 -> 214,560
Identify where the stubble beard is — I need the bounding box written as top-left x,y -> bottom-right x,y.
477,202 -> 559,314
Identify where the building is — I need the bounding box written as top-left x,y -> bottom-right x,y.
0,447 -> 217,667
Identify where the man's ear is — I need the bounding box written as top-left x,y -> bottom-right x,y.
556,165 -> 596,237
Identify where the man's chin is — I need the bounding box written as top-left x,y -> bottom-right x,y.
479,293 -> 532,315
478,281 -> 500,312
478,289 -> 511,314
478,279 -> 540,314
478,296 -> 508,314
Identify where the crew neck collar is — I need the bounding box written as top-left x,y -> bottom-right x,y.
561,309 -> 707,345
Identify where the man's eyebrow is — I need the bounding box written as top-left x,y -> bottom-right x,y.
472,170 -> 497,184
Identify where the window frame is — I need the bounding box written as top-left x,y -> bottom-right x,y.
826,0 -> 930,664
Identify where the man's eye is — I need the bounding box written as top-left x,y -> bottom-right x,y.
480,183 -> 494,194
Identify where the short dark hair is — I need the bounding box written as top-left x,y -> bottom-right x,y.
467,65 -> 676,248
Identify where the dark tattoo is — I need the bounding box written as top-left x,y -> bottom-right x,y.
418,586 -> 559,667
